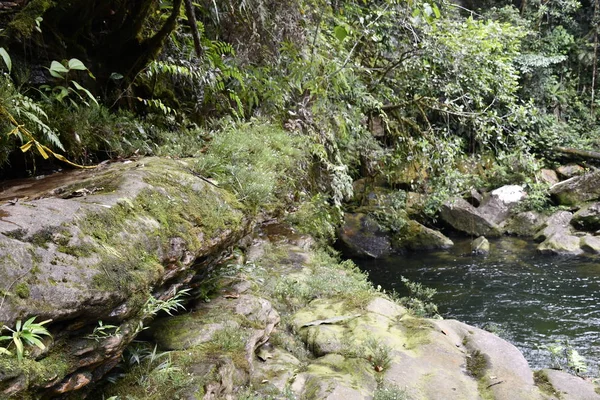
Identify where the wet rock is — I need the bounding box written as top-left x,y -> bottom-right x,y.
337,213 -> 392,258
252,346 -> 301,394
471,236 -> 490,254
537,231 -> 583,255
440,198 -> 503,237
556,164 -> 585,179
504,211 -> 548,236
540,369 -> 600,400
441,185 -> 526,237
571,202 -> 600,231
393,220 -> 453,251
550,170 -> 600,206
580,235 -> 600,254
533,211 -> 573,242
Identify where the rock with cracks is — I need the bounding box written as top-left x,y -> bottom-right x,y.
0,157 -> 249,398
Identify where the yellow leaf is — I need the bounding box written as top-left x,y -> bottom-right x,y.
20,141 -> 34,152
35,142 -> 49,159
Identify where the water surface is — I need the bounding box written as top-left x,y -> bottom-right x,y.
356,237 -> 600,372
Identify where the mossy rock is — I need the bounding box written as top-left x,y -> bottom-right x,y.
0,157 -> 249,397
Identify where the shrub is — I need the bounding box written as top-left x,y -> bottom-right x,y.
194,120 -> 308,211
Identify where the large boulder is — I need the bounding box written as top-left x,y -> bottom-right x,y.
571,202 -> 600,231
539,369 -> 600,400
0,158 -> 249,397
440,185 -> 526,237
393,220 -> 454,251
550,170 -> 600,206
504,211 -> 548,236
534,211 -> 584,255
537,231 -> 584,256
440,198 -> 503,237
533,211 -> 573,243
337,213 -> 392,258
481,185 -> 528,224
556,164 -> 585,179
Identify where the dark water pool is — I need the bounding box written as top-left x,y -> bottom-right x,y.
356,237 -> 600,372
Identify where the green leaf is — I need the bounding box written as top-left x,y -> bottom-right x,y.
71,81 -> 99,106
432,4 -> 441,19
67,58 -> 87,71
0,47 -> 12,73
13,336 -> 23,361
49,61 -> 68,75
109,72 -> 124,80
334,25 -> 348,42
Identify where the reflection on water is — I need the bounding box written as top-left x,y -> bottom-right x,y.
356,237 -> 600,371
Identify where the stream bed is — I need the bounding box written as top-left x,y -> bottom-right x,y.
356,236 -> 600,372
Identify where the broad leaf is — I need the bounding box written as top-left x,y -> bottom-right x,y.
49,61 -> 68,75
0,47 -> 11,73
67,58 -> 87,71
334,25 -> 349,42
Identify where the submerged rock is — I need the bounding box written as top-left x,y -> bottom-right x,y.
471,236 -> 490,254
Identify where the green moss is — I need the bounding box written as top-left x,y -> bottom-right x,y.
401,317 -> 433,349
15,282 -> 30,299
7,0 -> 55,40
534,370 -> 561,398
466,350 -> 487,379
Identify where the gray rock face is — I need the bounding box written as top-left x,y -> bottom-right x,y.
550,170 -> 600,206
440,185 -> 526,237
580,235 -> 600,254
440,198 -> 503,237
337,213 -> 392,258
534,211 -> 573,243
542,369 -> 600,400
571,202 -> 600,231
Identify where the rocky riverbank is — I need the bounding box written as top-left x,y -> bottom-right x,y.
0,157 -> 598,399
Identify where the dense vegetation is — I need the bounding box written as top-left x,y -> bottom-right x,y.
0,0 -> 599,219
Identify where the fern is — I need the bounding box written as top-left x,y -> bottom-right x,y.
13,94 -> 64,151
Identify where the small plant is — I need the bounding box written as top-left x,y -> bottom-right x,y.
0,317 -> 52,361
396,276 -> 439,318
542,340 -> 588,376
365,337 -> 393,373
142,288 -> 190,317
40,58 -> 98,107
85,321 -> 121,342
374,384 -> 411,400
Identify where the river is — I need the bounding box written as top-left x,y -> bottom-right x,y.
356,236 -> 600,373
